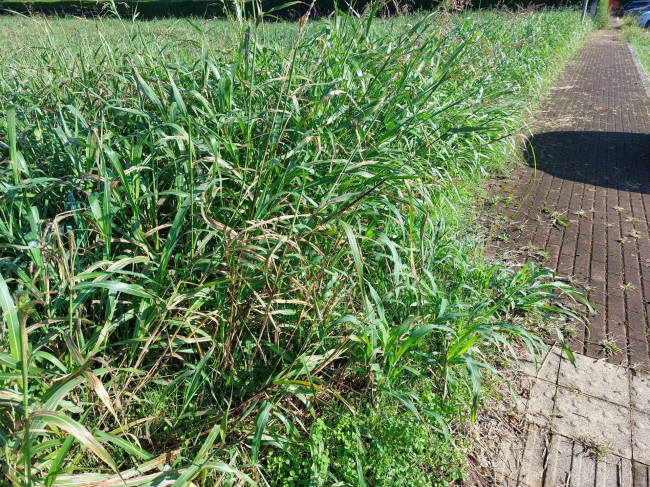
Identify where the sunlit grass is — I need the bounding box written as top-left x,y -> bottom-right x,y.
0,8 -> 592,486
623,15 -> 650,76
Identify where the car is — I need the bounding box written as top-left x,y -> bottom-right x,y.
638,9 -> 650,25
629,4 -> 650,13
623,0 -> 649,9
622,0 -> 650,13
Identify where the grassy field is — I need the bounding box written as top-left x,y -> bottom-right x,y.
0,9 -> 592,486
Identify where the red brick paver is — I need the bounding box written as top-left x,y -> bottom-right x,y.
489,28 -> 650,369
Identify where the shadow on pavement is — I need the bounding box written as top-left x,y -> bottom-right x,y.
522,131 -> 650,193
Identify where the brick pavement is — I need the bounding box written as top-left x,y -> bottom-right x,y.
487,27 -> 650,370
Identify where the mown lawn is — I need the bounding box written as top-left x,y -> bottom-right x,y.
0,9 -> 591,486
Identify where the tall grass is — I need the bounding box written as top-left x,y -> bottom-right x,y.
595,0 -> 610,28
0,8 -> 592,486
623,15 -> 650,74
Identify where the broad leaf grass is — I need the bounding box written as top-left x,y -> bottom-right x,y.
0,8 -> 592,486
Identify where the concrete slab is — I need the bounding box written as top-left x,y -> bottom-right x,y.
525,378 -> 556,428
542,434 -> 573,486
631,410 -> 650,466
552,387 -> 632,458
594,454 -> 633,487
558,352 -> 630,407
499,476 -> 521,487
633,461 -> 649,487
543,434 -> 633,487
544,435 -> 632,487
517,425 -> 548,487
518,346 -> 563,383
495,429 -> 524,486
630,372 -> 650,413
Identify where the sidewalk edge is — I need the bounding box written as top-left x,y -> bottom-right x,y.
628,43 -> 650,100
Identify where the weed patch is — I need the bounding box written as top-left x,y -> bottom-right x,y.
623,16 -> 650,78
0,8 -> 592,485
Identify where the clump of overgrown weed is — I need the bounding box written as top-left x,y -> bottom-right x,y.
0,6 -> 592,486
599,335 -> 624,357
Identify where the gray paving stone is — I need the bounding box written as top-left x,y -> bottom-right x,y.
552,386 -> 632,458
517,425 -> 548,487
558,352 -> 630,407
595,455 -> 633,487
514,374 -> 537,416
543,434 -> 573,486
631,410 -> 650,465
499,475 -> 521,487
631,372 -> 650,413
543,434 -> 633,487
495,429 -> 524,486
518,346 -> 563,383
526,379 -> 557,428
633,461 -> 649,487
